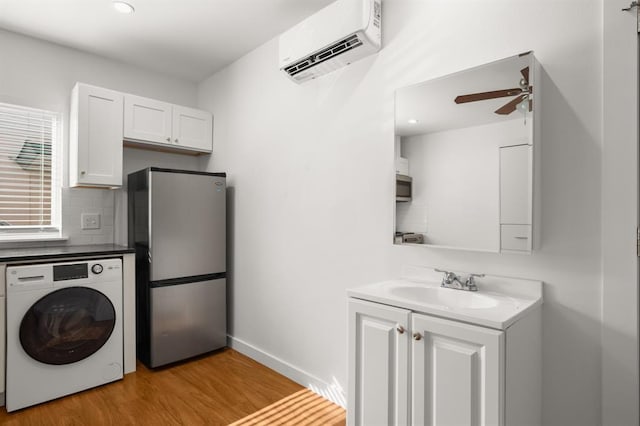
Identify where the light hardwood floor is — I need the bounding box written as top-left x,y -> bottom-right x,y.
0,348 -> 344,425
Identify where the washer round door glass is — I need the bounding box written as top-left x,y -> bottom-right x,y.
19,287 -> 116,365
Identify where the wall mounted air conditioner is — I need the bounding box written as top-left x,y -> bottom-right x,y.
278,0 -> 382,83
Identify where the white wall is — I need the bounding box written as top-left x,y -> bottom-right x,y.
198,1 -> 603,424
0,29 -> 200,246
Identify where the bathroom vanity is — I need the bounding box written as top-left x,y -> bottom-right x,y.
347,267 -> 542,426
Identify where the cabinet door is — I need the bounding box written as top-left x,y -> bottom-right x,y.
411,313 -> 504,426
172,105 -> 212,152
348,299 -> 410,426
499,144 -> 532,225
500,224 -> 532,252
123,94 -> 172,145
70,84 -> 123,187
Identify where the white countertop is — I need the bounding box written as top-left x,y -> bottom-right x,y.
347,266 -> 543,330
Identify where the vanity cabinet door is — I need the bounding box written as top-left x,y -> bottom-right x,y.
411,313 -> 504,426
348,299 -> 410,426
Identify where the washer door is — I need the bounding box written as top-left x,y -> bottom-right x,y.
19,287 -> 116,365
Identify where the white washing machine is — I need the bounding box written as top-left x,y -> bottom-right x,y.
6,258 -> 123,412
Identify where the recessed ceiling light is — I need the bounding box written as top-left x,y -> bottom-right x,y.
408,119 -> 418,124
113,1 -> 135,14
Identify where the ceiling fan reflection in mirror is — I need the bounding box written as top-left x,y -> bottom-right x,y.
454,66 -> 532,115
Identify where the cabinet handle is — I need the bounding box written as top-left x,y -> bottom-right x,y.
174,138 -> 179,143
413,332 -> 422,341
166,137 -> 171,142
80,171 -> 86,175
396,325 -> 405,334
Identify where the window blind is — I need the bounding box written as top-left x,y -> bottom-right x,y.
0,103 -> 57,228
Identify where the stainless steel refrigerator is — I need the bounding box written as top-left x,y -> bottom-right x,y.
128,167 -> 226,368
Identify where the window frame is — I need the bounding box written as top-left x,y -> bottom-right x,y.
0,102 -> 62,242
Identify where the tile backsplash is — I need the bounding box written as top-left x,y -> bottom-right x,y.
61,187 -> 116,245
0,187 -> 116,249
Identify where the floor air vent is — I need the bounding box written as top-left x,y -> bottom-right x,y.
284,34 -> 364,78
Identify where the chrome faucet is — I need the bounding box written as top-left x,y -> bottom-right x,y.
435,269 -> 484,292
435,269 -> 465,289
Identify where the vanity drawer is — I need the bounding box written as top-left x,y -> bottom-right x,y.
501,224 -> 531,252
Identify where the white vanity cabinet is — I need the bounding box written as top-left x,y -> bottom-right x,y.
124,95 -> 212,153
70,83 -> 124,188
348,297 -> 541,426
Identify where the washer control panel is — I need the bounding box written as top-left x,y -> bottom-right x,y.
53,263 -> 88,281
7,258 -> 122,292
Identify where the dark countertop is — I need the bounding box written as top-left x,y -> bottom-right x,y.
0,244 -> 135,263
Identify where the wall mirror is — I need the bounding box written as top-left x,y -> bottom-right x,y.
394,52 -> 539,253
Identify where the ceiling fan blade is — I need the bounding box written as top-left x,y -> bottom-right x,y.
495,94 -> 526,115
455,88 -> 522,104
520,67 -> 529,83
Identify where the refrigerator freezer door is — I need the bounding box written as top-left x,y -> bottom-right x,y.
150,278 -> 226,367
149,171 -> 225,281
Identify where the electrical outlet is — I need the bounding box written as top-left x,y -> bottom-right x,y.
81,213 -> 101,230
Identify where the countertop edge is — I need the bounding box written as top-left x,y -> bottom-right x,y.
0,246 -> 135,263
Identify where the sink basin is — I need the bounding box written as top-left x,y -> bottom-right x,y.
389,285 -> 499,309
347,268 -> 543,329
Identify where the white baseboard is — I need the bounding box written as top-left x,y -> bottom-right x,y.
228,336 -> 346,408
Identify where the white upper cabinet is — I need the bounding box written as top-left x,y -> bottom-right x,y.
71,83 -> 213,188
172,105 -> 213,152
70,83 -> 123,188
124,95 -> 173,145
124,95 -> 212,153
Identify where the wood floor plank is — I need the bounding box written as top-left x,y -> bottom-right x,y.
0,348 -> 319,425
229,389 -> 346,426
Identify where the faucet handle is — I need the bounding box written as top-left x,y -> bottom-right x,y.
434,268 -> 459,284
465,273 -> 485,289
435,268 -> 455,276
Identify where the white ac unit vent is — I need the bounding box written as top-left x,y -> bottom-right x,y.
279,0 -> 382,83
